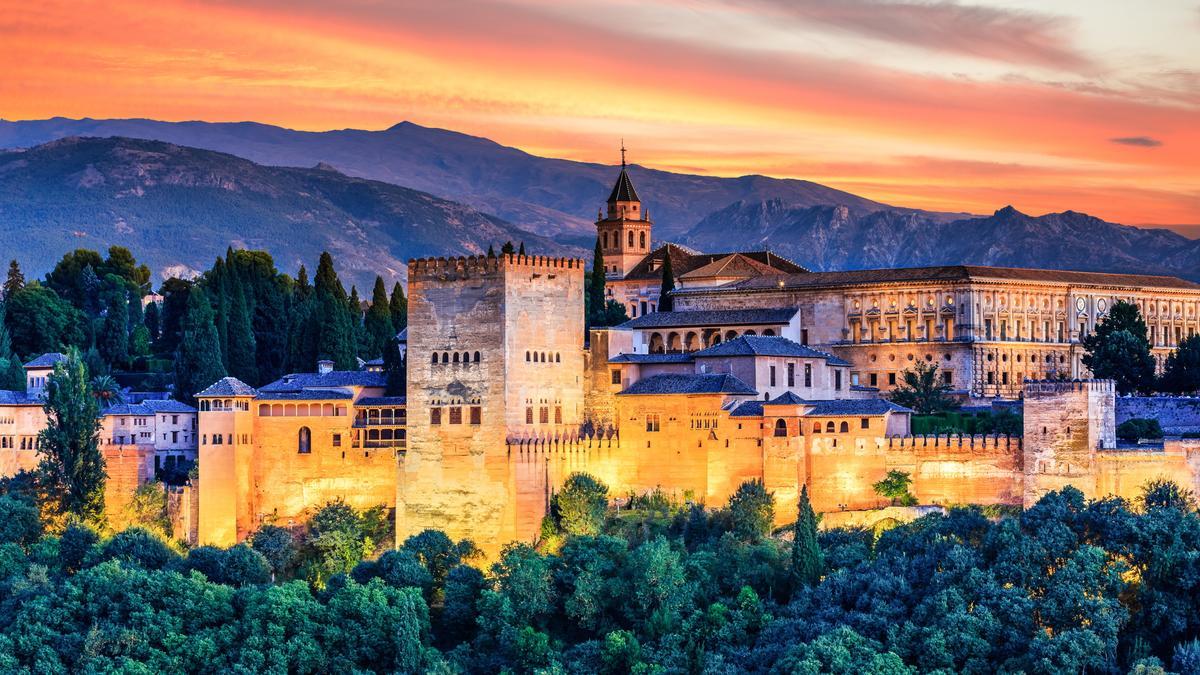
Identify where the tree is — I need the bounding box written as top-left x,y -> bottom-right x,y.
501,241 -> 515,255
790,485 -> 823,590
588,238 -> 606,324
250,524 -> 297,581
487,244 -> 496,258
657,252 -> 675,312
383,335 -> 405,396
872,469 -> 917,506
0,495 -> 42,547
364,277 -> 395,359
518,242 -> 526,256
1083,300 -> 1155,394
225,279 -> 258,385
3,260 -> 24,299
727,479 -> 774,542
98,288 -> 129,369
889,361 -> 959,414
4,283 -> 85,358
125,482 -> 171,537
1159,334 -> 1200,394
174,287 -> 226,406
44,249 -> 104,308
90,374 -> 124,408
155,278 -> 192,356
35,348 -> 105,529
552,472 -> 609,536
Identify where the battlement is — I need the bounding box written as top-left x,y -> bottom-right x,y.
886,433 -> 1022,453
407,254 -> 585,281
1024,379 -> 1116,397
506,434 -> 622,454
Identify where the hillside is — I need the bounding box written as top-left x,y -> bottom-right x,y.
0,136 -> 575,288
681,201 -> 1200,280
0,118 -> 962,243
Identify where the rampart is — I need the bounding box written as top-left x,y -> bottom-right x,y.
1116,396 -> 1200,435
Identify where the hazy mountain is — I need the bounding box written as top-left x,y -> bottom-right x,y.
682,201 -> 1200,280
0,117 -> 962,243
0,136 -> 574,288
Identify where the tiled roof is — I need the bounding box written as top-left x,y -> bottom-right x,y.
721,265 -> 1200,293
607,167 -> 640,203
397,327 -> 408,342
620,373 -> 757,396
619,307 -> 797,330
356,396 -> 408,406
766,391 -> 807,405
730,400 -> 764,417
24,353 -> 67,369
196,377 -> 259,398
0,390 -> 37,405
256,389 -> 354,401
679,253 -> 787,281
692,335 -> 843,362
609,353 -> 696,364
804,399 -> 912,416
100,403 -> 154,416
621,244 -> 806,282
364,358 -> 385,366
259,371 -> 387,392
141,399 -> 196,414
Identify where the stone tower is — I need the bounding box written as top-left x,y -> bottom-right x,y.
1022,379 -> 1116,506
399,253 -> 585,556
596,145 -> 653,279
196,379 -> 258,546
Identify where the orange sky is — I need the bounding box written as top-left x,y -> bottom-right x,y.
2,0 -> 1197,226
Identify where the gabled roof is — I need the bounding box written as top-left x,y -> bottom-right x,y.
730,400 -> 764,417
620,373 -> 757,396
766,391 -> 807,406
257,389 -> 354,401
141,399 -> 197,414
804,399 -> 912,416
197,377 -> 259,398
260,370 -> 387,392
619,307 -> 798,330
0,390 -> 37,406
679,253 -> 787,281
608,167 -> 640,203
356,396 -> 408,406
24,353 -> 66,369
609,353 -> 696,364
100,403 -> 154,417
693,335 -> 846,363
620,244 -> 806,282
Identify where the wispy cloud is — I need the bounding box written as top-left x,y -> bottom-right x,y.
1110,136 -> 1163,147
727,0 -> 1095,72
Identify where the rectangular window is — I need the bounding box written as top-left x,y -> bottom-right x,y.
869,373 -> 878,387
834,370 -> 842,390
172,415 -> 178,424
860,417 -> 870,430
888,373 -> 897,386
539,407 -> 549,424
942,371 -> 952,385
1002,372 -> 1009,385
611,369 -> 622,385
332,433 -> 342,447
770,366 -> 776,387
801,329 -> 809,345
449,407 -> 462,424
804,363 -> 812,387
526,407 -> 534,424
987,372 -> 995,384
646,413 -> 661,432
640,301 -> 647,316
470,406 -> 481,425
431,408 -> 442,425
787,363 -> 795,387
554,406 -> 563,424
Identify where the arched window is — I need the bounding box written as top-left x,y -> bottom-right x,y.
462,352 -> 470,363
441,352 -> 449,364
602,232 -> 608,248
452,352 -> 460,363
474,351 -> 481,362
628,231 -> 634,248
298,427 -> 311,454
839,421 -> 849,432
774,419 -> 787,437
812,422 -> 821,433
431,353 -> 438,364
762,329 -> 775,336
526,351 -> 531,362
555,353 -> 561,363
825,421 -> 835,433
639,232 -> 646,249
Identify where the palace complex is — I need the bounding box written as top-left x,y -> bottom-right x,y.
3,161 -> 1200,556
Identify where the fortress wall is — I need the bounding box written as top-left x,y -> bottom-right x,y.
806,437 -> 892,512
1096,440 -> 1200,502
103,444 -> 155,530
0,447 -> 40,477
1117,397 -> 1200,435
582,330 -> 620,430
886,435 -> 1023,506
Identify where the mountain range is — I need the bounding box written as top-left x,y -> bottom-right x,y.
0,117 -> 1198,285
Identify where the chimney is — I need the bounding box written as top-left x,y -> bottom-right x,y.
317,360 -> 334,375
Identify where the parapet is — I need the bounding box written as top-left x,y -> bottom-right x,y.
886,433 -> 1022,454
1023,379 -> 1116,397
408,254 -> 585,282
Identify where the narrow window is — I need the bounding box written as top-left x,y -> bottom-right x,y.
611,369 -> 622,385
431,408 -> 442,425
470,406 -> 481,425
839,421 -> 849,432
774,419 -> 787,437
526,407 -> 534,424
554,406 -> 563,424
639,232 -> 646,248
539,407 -> 549,424
449,407 -> 462,424
804,363 -> 812,387
787,363 -> 795,387
835,370 -> 842,390
770,365 -> 777,387
298,427 -> 311,454
860,417 -> 870,430
646,413 -> 661,432
332,433 -> 342,447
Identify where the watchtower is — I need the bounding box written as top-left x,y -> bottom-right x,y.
596,144 -> 653,279
1022,379 -> 1116,505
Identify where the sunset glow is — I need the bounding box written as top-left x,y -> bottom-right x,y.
2,0 -> 1197,226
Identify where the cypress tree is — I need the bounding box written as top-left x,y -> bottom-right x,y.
79,265 -> 102,316
36,348 -> 105,529
383,335 -> 406,396
501,242 -> 515,255
518,242 -> 526,256
144,301 -> 160,341
657,251 -> 676,312
389,283 -> 407,331
174,287 -> 226,406
364,277 -> 395,359
226,278 -> 258,385
254,277 -> 287,384
790,484 -> 823,592
99,289 -> 129,369
348,285 -> 365,358
3,260 -> 24,300
156,278 -> 192,357
126,287 -> 143,333
317,292 -> 356,370
209,258 -> 231,370
487,244 -> 496,258
314,252 -> 346,301
296,265 -> 312,301
588,237 -> 606,326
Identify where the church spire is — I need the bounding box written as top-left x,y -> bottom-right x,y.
607,142 -> 640,204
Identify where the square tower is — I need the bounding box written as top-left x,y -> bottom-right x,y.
1022,379 -> 1116,505
596,153 -> 653,279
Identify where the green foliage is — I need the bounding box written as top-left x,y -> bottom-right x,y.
250,524 -> 297,580
658,251 -> 676,312
911,408 -> 1022,435
790,485 -> 823,590
1159,334 -> 1200,394
297,500 -> 393,588
872,470 -> 917,506
888,360 -> 960,414
1139,479 -> 1194,512
0,495 -> 42,547
551,472 -> 610,537
173,286 -> 226,406
727,479 -> 775,542
3,282 -> 85,359
1083,300 -> 1156,394
35,348 -> 105,530
389,282 -> 407,332
2,259 -> 24,299
1117,418 -> 1164,442
126,482 -> 172,537
363,276 -> 395,359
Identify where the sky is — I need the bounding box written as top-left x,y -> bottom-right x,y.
2,0 -> 1198,228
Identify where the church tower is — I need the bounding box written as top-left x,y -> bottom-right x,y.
596,144 -> 652,279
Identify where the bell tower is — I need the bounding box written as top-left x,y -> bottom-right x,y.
596,143 -> 652,279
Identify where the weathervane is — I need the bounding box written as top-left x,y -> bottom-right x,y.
620,139 -> 626,168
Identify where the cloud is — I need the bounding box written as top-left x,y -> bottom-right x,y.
728,0 -> 1095,72
1110,136 -> 1163,147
